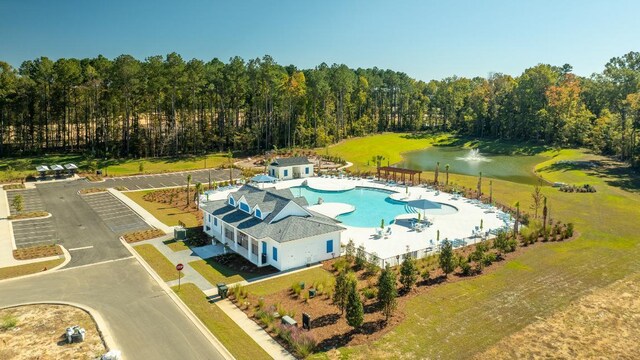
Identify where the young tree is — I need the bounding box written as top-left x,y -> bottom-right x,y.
345,238 -> 355,262
345,278 -> 363,329
489,180 -> 493,203
186,174 -> 192,206
542,196 -> 548,232
355,245 -> 366,270
377,265 -> 397,322
333,270 -> 352,315
399,252 -> 418,292
434,161 -> 440,185
11,194 -> 24,214
530,181 -> 543,218
438,239 -> 455,276
477,171 -> 482,199
445,164 -> 450,186
227,150 -> 234,183
514,201 -> 521,235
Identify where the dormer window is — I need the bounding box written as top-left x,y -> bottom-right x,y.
255,208 -> 262,219
228,196 -> 235,206
239,201 -> 251,213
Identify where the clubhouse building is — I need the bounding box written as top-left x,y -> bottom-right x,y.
201,184 -> 344,271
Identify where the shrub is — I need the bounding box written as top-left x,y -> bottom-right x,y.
355,245 -> 366,270
290,328 -> 317,358
1,315 -> 17,331
291,282 -> 303,297
256,310 -> 275,328
332,257 -> 349,273
276,303 -> 287,317
565,223 -> 574,238
257,297 -> 265,310
458,256 -> 472,276
481,252 -> 497,267
362,287 -> 377,300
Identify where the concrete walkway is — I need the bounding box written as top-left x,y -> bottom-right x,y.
109,188 -> 173,233
216,299 -> 295,360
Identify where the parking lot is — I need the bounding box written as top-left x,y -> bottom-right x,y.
11,217 -> 58,248
6,189 -> 45,214
98,168 -> 241,190
81,191 -> 151,235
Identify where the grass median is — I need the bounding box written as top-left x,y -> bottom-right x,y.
0,258 -> 64,280
172,283 -> 271,360
133,244 -> 183,282
245,266 -> 333,297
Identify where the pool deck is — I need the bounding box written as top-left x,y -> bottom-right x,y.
200,176 -> 514,261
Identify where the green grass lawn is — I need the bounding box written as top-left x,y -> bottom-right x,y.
172,283 -> 271,360
245,267 -> 334,297
133,244 -> 184,282
189,258 -> 267,286
125,190 -> 199,227
0,258 -> 64,280
163,239 -> 191,252
311,134 -> 640,359
0,153 -> 229,182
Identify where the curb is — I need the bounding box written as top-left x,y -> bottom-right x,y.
1,301 -> 118,357
8,212 -> 52,222
120,237 -> 235,360
0,245 -> 71,283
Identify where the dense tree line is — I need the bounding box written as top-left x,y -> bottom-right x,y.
0,52 -> 639,165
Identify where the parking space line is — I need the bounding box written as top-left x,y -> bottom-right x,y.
135,185 -> 142,189
69,245 -> 94,251
18,239 -> 54,246
101,213 -> 138,221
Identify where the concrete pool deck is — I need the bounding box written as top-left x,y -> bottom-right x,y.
199,176 -> 514,262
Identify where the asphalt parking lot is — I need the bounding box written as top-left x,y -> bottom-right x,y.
11,217 -> 58,248
81,191 -> 151,235
6,188 -> 45,214
98,168 -> 241,190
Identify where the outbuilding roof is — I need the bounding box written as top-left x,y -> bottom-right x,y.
269,157 -> 313,167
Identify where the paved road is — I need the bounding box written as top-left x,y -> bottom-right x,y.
100,168 -> 241,190
81,192 -> 151,234
0,259 -> 225,360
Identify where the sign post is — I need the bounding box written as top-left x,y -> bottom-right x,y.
176,263 -> 184,290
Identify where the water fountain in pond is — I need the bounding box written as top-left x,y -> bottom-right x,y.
456,148 -> 491,162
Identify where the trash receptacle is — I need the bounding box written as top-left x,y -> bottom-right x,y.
217,283 -> 228,299
96,170 -> 102,175
309,288 -> 316,298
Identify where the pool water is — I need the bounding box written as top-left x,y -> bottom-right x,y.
292,186 -> 455,228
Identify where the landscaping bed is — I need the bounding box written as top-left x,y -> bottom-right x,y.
79,187 -> 107,195
125,189 -> 201,227
84,174 -> 103,182
190,253 -> 276,286
13,245 -> 63,260
123,228 -> 166,243
2,183 -> 25,190
0,304 -> 105,360
7,211 -> 49,220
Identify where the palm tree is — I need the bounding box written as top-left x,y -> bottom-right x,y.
186,174 -> 192,206
477,172 -> 483,199
194,182 -> 202,208
227,150 -> 233,183
445,164 -> 450,186
514,201 -> 520,235
434,162 -> 440,186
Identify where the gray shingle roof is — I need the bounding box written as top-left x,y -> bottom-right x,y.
269,157 -> 313,167
201,185 -> 344,242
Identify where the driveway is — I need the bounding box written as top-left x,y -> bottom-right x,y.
0,259 -> 225,359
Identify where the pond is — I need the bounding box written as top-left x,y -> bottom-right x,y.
396,147 -> 546,185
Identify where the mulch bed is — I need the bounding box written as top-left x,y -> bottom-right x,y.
123,229 -> 166,243
83,174 -> 103,182
2,184 -> 25,190
8,211 -> 49,220
79,187 -> 107,195
13,245 -> 63,260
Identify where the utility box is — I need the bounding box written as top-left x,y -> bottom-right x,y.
302,313 -> 311,330
174,227 -> 187,240
308,288 -> 316,298
281,315 -> 297,327
217,283 -> 228,299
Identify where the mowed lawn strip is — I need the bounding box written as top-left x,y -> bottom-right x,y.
125,190 -> 199,227
172,283 -> 271,360
133,244 -> 183,282
316,135 -> 640,358
245,267 -> 334,297
190,258 -> 263,285
0,258 -> 64,280
164,239 -> 190,252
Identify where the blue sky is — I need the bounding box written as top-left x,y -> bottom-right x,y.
1,0 -> 639,81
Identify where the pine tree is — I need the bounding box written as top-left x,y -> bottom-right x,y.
11,194 -> 24,214
399,253 -> 418,292
439,239 -> 455,276
377,265 -> 397,321
186,174 -> 192,205
355,245 -> 366,270
345,238 -> 355,263
333,270 -> 350,314
345,279 -> 363,329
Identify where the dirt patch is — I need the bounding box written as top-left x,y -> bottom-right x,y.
123,228 -> 166,243
476,272 -> 640,359
13,245 -> 63,260
0,304 -> 106,360
79,187 -> 107,195
7,211 -> 49,220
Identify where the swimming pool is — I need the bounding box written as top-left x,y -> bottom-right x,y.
291,186 -> 456,227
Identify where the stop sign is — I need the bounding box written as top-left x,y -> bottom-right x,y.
176,263 -> 184,271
